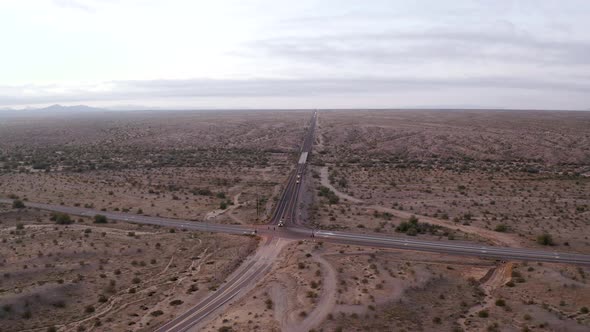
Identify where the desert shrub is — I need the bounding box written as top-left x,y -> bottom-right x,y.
187,284 -> 199,294
581,307 -> 589,314
318,186 -> 339,204
191,188 -> 212,196
52,300 -> 66,308
536,233 -> 553,246
396,215 -> 440,236
51,212 -> 72,225
12,199 -> 25,209
478,310 -> 489,318
150,310 -> 164,317
495,299 -> 506,306
169,299 -> 183,306
16,223 -> 24,230
265,299 -> 273,309
494,224 -> 508,232
85,305 -> 95,313
94,215 -> 107,224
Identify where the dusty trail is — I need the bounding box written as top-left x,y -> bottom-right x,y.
457,262 -> 513,331
204,192 -> 244,221
320,167 -> 362,203
270,251 -> 338,332
289,253 -> 338,332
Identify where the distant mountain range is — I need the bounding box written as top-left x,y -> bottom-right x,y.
0,104 -> 108,116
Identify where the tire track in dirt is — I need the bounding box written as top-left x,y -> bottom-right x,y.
276,253 -> 338,332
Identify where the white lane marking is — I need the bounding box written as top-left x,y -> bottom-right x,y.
315,231 -> 573,259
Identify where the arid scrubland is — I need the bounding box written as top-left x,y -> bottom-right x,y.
1,109 -> 589,332
0,110 -> 308,331
0,204 -> 257,332
203,240 -> 590,332
0,111 -> 310,223
311,110 -> 590,252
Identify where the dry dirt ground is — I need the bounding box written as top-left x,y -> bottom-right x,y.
0,111 -> 311,224
2,109 -> 590,332
310,110 -> 590,253
0,110 -> 308,331
0,204 -> 257,332
202,240 -> 590,332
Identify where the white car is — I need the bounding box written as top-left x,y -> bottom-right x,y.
278,219 -> 285,227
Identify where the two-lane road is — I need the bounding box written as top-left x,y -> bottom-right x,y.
3,198 -> 589,266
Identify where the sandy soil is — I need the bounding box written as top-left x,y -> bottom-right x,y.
203,240 -> 501,332
319,166 -> 521,247
0,204 -> 257,332
311,110 -> 590,253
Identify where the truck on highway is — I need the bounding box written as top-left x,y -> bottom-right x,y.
278,219 -> 284,227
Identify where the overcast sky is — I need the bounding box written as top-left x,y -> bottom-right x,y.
1,0 -> 589,110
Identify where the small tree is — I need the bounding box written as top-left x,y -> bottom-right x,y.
12,199 -> 25,209
94,215 -> 108,224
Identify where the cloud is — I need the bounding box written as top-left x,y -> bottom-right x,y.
52,0 -> 94,12
247,29 -> 590,67
1,76 -> 588,107
2,1 -> 589,109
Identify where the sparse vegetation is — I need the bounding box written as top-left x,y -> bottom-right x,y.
51,212 -> 73,225
12,199 -> 25,209
94,214 -> 108,224
537,233 -> 554,246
